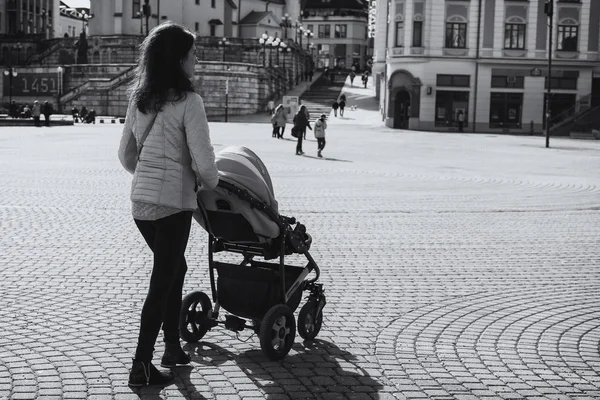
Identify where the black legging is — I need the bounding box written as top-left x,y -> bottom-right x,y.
317,137 -> 326,151
296,128 -> 306,153
133,210 -> 192,362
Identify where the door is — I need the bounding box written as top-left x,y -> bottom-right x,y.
394,91 -> 411,129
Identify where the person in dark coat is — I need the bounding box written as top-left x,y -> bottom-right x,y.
9,101 -> 18,118
332,101 -> 339,117
42,101 -> 53,126
293,105 -> 312,155
339,95 -> 346,117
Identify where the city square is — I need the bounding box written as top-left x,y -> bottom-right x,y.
0,105 -> 599,398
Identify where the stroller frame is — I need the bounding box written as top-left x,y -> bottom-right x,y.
179,180 -> 326,360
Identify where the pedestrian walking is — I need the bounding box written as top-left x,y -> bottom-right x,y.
457,110 -> 465,132
314,113 -> 327,158
339,96 -> 346,117
362,72 -> 368,88
32,100 -> 41,127
117,22 -> 219,388
271,104 -> 287,138
350,71 -> 356,86
332,101 -> 339,117
42,101 -> 52,126
267,99 -> 275,115
292,104 -> 312,155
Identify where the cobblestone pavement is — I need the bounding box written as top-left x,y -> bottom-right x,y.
0,120 -> 599,400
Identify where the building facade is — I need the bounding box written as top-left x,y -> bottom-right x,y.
302,0 -> 369,70
1,0 -> 61,38
373,0 -> 600,133
88,0 -> 300,39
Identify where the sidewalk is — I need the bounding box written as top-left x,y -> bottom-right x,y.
326,75 -> 384,127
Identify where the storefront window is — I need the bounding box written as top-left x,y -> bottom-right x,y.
435,91 -> 469,127
489,93 -> 523,128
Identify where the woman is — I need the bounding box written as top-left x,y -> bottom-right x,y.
117,22 -> 219,387
32,100 -> 41,127
272,104 -> 287,139
293,105 -> 311,155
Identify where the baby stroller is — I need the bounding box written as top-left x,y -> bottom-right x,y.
179,146 -> 326,360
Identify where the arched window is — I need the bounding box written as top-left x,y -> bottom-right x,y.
413,13 -> 423,47
395,13 -> 404,47
445,15 -> 467,48
504,16 -> 526,49
557,17 -> 579,51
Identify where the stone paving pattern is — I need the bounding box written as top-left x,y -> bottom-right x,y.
0,99 -> 599,399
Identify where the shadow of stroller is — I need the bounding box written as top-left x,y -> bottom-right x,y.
302,154 -> 353,163
235,339 -> 385,399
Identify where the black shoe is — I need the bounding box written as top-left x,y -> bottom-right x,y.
161,342 -> 191,368
128,360 -> 174,387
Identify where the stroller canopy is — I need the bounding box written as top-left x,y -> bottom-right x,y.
195,146 -> 280,242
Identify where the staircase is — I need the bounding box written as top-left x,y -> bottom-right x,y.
568,104 -> 600,140
549,94 -> 593,136
300,74 -> 346,122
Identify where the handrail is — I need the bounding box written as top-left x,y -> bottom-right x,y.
549,93 -> 592,132
60,65 -> 136,104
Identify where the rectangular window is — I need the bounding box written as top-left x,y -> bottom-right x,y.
491,75 -> 525,88
412,20 -> 423,47
545,76 -> 578,90
335,24 -> 347,38
436,74 -> 470,87
133,0 -> 140,16
489,93 -> 523,128
195,22 -> 199,32
504,23 -> 526,49
211,0 -> 216,8
435,90 -> 470,127
445,22 -> 467,48
557,25 -> 578,51
318,24 -> 330,38
210,24 -> 216,36
395,22 -> 404,47
307,24 -> 313,33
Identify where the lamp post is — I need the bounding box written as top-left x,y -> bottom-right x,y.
3,67 -> 18,113
544,0 -> 554,149
143,0 -> 151,36
298,26 -> 304,48
81,10 -> 87,33
309,42 -> 316,70
56,66 -> 63,114
272,37 -> 281,66
258,33 -> 268,65
41,8 -> 47,39
305,30 -> 313,50
278,41 -> 287,68
224,66 -> 230,123
137,11 -> 143,35
266,36 -> 274,66
218,37 -> 229,62
280,13 -> 291,39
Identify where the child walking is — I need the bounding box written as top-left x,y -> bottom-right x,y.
314,114 -> 327,158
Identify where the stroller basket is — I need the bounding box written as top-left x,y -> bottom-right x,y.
215,261 -> 304,320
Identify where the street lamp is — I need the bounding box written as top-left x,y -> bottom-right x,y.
280,13 -> 291,39
266,36 -> 274,66
544,0 -> 554,149
3,68 -> 18,115
56,66 -> 63,113
218,37 -> 230,62
305,29 -> 314,50
297,25 -> 304,48
142,0 -> 151,36
272,37 -> 281,66
258,33 -> 268,65
41,8 -> 47,38
278,41 -> 287,68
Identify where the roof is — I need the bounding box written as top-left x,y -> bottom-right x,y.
209,19 -> 223,25
302,0 -> 368,10
239,11 -> 278,25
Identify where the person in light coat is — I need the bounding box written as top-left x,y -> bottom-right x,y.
314,113 -> 327,158
117,22 -> 219,388
271,104 -> 287,139
32,100 -> 41,127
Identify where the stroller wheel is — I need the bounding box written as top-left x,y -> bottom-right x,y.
179,291 -> 212,343
259,304 -> 296,361
298,300 -> 323,341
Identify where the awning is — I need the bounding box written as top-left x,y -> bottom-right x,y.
209,19 -> 223,25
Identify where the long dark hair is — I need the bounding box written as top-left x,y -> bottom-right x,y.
128,22 -> 196,114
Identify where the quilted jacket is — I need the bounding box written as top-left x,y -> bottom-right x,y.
118,92 -> 219,210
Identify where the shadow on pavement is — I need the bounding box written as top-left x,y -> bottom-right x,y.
178,339 -> 384,399
302,154 -> 353,163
